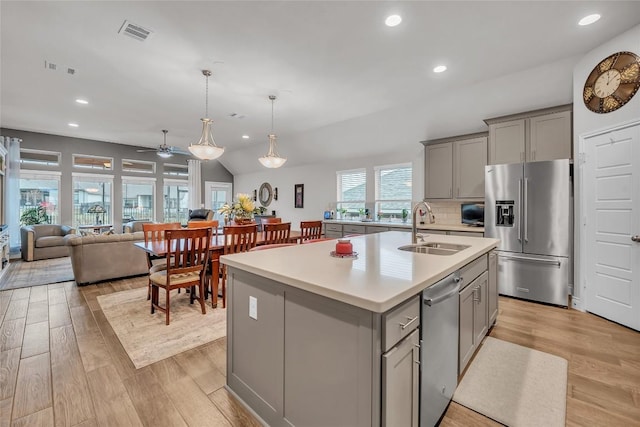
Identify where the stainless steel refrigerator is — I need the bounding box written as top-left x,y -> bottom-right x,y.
485,159 -> 572,306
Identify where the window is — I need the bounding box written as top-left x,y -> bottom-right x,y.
375,163 -> 412,219
205,182 -> 232,224
19,171 -> 61,224
122,159 -> 155,174
337,168 -> 366,218
163,179 -> 189,224
73,154 -> 113,171
20,149 -> 61,167
122,177 -> 155,222
163,163 -> 188,177
72,173 -> 113,227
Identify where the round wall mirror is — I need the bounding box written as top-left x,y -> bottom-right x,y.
259,182 -> 273,207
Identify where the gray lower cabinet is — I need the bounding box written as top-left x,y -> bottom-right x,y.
325,223 -> 343,238
228,268 -> 413,427
382,328 -> 419,427
458,271 -> 489,375
488,250 -> 498,326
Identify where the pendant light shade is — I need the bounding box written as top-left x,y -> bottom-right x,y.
189,70 -> 224,160
259,95 -> 287,168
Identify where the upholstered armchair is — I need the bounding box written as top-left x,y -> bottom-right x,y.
188,209 -> 214,221
21,224 -> 76,261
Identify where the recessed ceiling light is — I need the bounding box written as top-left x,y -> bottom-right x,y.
242,135 -> 250,139
433,65 -> 447,73
68,123 -> 79,127
75,99 -> 88,105
385,15 -> 402,27
578,14 -> 601,26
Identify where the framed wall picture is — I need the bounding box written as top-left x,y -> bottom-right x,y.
294,184 -> 304,208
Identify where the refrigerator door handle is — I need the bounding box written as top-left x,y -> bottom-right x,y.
517,179 -> 522,242
500,254 -> 562,267
523,178 -> 528,243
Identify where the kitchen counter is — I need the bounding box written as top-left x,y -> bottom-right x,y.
323,219 -> 484,234
220,231 -> 497,313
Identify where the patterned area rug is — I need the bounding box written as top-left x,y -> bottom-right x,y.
453,336 -> 568,427
0,257 -> 75,291
97,287 -> 227,369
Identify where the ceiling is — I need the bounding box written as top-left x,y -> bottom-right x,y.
2,1 -> 640,173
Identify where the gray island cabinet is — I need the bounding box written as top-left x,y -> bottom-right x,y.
221,232 -> 498,427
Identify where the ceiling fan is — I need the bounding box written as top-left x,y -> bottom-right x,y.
136,130 -> 190,158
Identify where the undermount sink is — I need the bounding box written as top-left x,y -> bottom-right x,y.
397,242 -> 470,256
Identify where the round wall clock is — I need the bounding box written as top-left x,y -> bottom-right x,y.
583,51 -> 640,114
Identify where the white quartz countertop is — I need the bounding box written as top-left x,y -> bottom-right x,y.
323,219 -> 484,233
220,231 -> 498,313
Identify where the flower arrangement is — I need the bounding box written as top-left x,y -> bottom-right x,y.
218,193 -> 256,222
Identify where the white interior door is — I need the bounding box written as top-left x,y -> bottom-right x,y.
583,122 -> 640,330
205,181 -> 232,224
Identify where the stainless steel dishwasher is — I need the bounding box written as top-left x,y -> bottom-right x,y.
420,272 -> 461,427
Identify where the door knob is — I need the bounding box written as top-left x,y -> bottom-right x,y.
632,235 -> 640,242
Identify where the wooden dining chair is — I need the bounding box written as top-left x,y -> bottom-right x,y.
187,219 -> 219,236
261,217 -> 282,225
149,227 -> 211,325
218,224 -> 258,308
263,222 -> 291,245
142,222 -> 182,300
301,237 -> 335,244
299,220 -> 323,242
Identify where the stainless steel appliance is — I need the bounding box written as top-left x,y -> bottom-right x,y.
485,159 -> 572,306
421,272 -> 460,427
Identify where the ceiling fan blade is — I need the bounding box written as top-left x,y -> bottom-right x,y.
169,146 -> 191,156
136,148 -> 159,153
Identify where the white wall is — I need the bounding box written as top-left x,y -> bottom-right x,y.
572,24 -> 640,309
234,147 -> 424,229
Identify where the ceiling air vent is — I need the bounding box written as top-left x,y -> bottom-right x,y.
118,20 -> 153,42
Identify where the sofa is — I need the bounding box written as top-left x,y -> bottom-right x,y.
123,220 -> 154,233
65,231 -> 149,285
21,224 -> 76,261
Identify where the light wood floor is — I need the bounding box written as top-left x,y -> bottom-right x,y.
1,278 -> 639,426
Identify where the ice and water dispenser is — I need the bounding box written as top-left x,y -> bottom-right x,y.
495,200 -> 515,227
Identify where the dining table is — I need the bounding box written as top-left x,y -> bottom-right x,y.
134,230 -> 302,307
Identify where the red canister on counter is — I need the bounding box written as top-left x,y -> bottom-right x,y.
335,239 -> 353,255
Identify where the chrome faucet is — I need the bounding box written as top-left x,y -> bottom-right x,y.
412,200 -> 435,243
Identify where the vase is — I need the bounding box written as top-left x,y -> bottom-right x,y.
234,216 -> 253,225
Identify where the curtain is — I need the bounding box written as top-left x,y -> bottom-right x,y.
187,159 -> 202,210
0,136 -> 21,252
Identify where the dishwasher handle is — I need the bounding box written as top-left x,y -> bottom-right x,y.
423,274 -> 461,306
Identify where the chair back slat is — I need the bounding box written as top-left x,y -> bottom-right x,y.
299,220 -> 322,242
223,224 -> 258,254
165,228 -> 211,277
263,222 -> 291,244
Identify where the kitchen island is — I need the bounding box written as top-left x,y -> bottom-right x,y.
220,231 -> 499,427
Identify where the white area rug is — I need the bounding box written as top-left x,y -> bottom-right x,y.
453,336 -> 568,427
97,287 -> 226,369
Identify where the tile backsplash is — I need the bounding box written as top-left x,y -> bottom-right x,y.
422,201 -> 462,225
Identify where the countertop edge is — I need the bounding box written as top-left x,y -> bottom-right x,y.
222,240 -> 498,313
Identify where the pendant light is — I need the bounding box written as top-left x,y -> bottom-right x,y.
259,95 -> 287,168
188,70 -> 225,160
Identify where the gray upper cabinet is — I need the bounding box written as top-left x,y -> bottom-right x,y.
486,104 -> 572,165
424,142 -> 453,199
423,132 -> 487,200
454,136 -> 487,199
